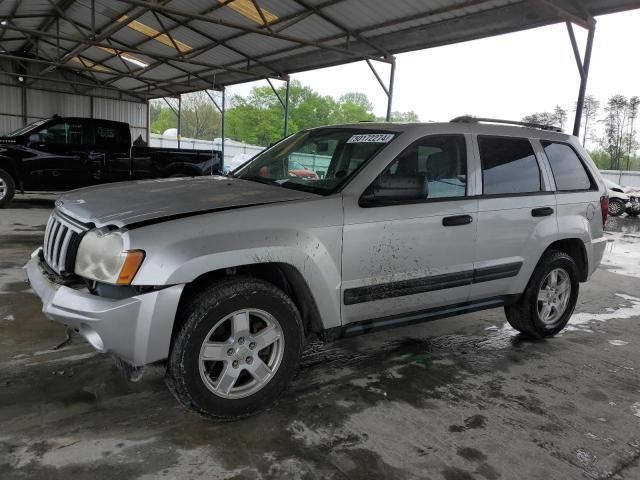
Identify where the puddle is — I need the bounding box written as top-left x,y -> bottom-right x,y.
602,232 -> 640,279
567,294 -> 640,332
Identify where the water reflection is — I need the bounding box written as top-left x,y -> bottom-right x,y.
605,215 -> 640,234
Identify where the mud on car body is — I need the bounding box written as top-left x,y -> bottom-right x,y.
25,118 -> 609,419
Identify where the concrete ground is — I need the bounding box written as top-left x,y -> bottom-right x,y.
1,194 -> 640,480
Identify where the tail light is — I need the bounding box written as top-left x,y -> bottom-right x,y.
600,196 -> 609,228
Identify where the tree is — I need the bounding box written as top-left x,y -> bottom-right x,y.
150,93 -> 221,139
552,105 -> 568,130
600,95 -> 629,170
179,91 -> 221,140
577,94 -> 600,147
626,96 -> 640,170
150,80 -> 420,146
332,92 -> 375,124
149,99 -> 177,134
522,112 -> 555,125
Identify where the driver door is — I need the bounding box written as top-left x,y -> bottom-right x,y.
22,120 -> 89,190
341,134 -> 479,325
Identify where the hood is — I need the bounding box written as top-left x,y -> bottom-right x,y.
55,176 -> 319,228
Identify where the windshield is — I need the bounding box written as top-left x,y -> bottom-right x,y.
233,128 -> 396,195
7,119 -> 48,137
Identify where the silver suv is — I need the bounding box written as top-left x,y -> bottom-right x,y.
25,117 -> 609,419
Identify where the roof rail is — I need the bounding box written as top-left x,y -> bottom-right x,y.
450,115 -> 563,133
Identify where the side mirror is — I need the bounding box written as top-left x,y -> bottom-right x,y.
28,133 -> 40,144
360,174 -> 428,206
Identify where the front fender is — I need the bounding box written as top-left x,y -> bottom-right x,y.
128,203 -> 344,330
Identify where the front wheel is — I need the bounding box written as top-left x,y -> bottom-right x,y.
505,251 -> 579,338
608,198 -> 625,217
166,277 -> 304,420
0,168 -> 16,208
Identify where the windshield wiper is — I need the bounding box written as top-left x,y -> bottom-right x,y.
238,175 -> 280,186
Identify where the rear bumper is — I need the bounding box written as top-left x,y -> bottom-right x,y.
24,248 -> 184,366
586,236 -> 608,279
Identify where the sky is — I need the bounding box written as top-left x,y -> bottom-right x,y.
227,9 -> 640,142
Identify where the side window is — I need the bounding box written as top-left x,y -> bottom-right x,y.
479,136 -> 540,195
541,141 -> 593,191
34,122 -> 84,145
377,134 -> 467,200
95,124 -> 127,146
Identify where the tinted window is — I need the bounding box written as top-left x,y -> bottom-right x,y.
379,135 -> 467,199
479,137 -> 540,195
34,121 -> 84,145
542,141 -> 592,191
95,123 -> 128,145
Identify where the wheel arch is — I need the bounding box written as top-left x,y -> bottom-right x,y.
0,157 -> 23,192
542,238 -> 588,282
163,162 -> 203,177
172,262 -> 324,344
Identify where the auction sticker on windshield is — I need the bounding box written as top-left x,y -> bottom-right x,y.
346,133 -> 395,144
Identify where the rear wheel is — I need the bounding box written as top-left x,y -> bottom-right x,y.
0,168 -> 16,208
166,277 -> 304,420
505,250 -> 579,338
608,198 -> 625,217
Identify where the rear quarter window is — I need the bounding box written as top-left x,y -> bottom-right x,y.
541,141 -> 593,191
478,136 -> 541,195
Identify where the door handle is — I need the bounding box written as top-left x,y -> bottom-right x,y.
532,207 -> 554,217
442,214 -> 473,226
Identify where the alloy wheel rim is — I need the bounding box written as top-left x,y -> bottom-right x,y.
198,308 -> 284,399
537,268 -> 571,326
610,201 -> 622,215
0,178 -> 6,200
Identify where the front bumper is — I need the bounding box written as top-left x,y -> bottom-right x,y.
24,248 -> 184,366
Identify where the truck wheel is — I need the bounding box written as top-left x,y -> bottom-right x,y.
504,250 -> 579,338
0,168 -> 16,208
608,198 -> 625,217
166,277 -> 304,420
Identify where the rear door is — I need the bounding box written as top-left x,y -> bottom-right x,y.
470,134 -> 558,302
341,133 -> 478,325
91,121 -> 132,183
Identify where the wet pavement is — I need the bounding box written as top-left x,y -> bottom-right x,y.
2,194 -> 640,480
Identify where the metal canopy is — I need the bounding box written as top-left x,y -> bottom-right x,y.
2,0 -> 639,99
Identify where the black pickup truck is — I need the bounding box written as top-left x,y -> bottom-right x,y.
0,116 -> 221,207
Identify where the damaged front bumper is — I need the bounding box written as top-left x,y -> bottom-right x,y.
24,248 -> 184,367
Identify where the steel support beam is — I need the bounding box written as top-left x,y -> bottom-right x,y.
177,94 -> 182,149
204,88 -> 225,172
386,60 -> 396,122
568,21 -> 596,137
366,57 -> 396,121
284,78 -> 290,137
267,76 -> 291,137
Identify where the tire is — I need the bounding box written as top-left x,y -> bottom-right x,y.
0,168 -> 16,208
608,198 -> 625,217
166,277 -> 304,420
505,250 -> 579,338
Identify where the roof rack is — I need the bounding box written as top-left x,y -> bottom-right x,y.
450,115 -> 563,133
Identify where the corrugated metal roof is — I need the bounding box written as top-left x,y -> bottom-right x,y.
1,0 -> 639,98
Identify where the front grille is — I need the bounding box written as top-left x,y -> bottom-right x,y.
43,210 -> 88,274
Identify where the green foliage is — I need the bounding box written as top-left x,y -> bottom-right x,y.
587,149 -> 611,170
522,105 -> 567,129
149,101 -> 177,134
150,80 -> 419,146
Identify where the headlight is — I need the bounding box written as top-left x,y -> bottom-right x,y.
74,229 -> 145,285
